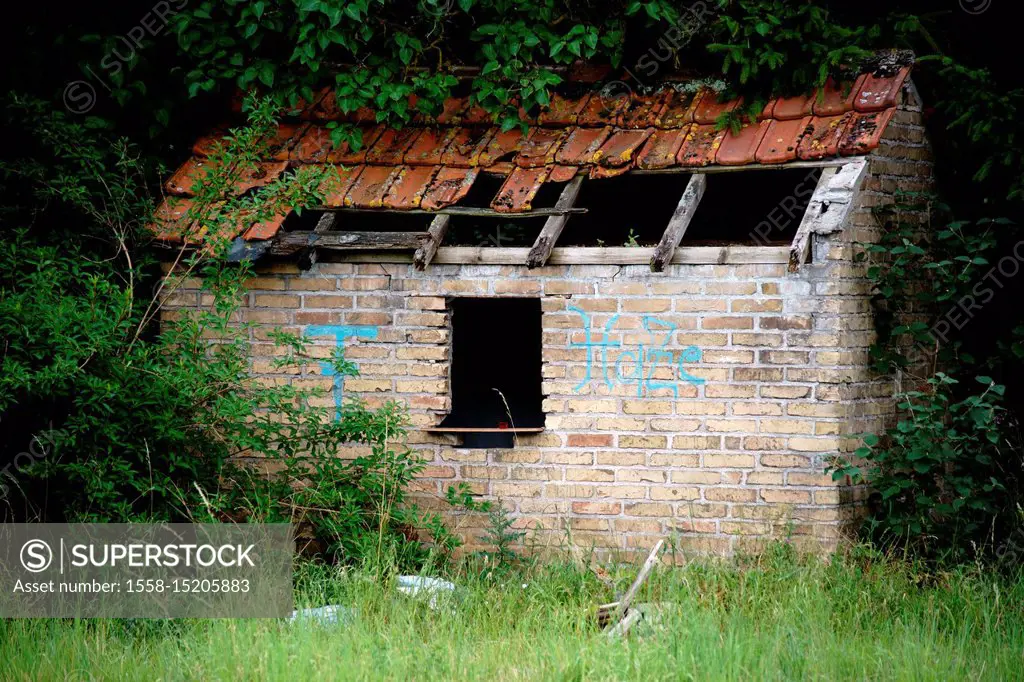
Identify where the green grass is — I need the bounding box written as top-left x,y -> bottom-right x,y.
2,543 -> 1023,681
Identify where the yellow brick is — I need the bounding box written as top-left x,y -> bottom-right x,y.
760,419 -> 814,435
595,485 -> 647,499
461,466 -> 508,480
788,437 -> 840,452
624,502 -> 673,517
670,436 -> 721,450
706,419 -> 756,432
545,484 -> 594,499
649,418 -> 702,432
567,399 -> 618,413
761,489 -> 812,504
566,468 -> 615,482
597,452 -> 645,466
622,400 -> 672,415
596,417 -> 646,430
616,469 -> 665,483
671,471 -> 721,484
491,483 -> 542,498
705,487 -> 756,502
704,454 -> 755,468
733,402 -> 783,416
618,435 -> 667,449
254,294 -> 300,308
650,487 -> 699,501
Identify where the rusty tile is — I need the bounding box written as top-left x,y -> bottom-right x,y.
151,196 -> 196,241
383,165 -> 439,210
854,66 -> 910,112
577,87 -> 630,126
317,165 -> 366,207
488,161 -> 515,175
618,89 -> 672,128
655,88 -> 700,128
192,129 -> 228,157
327,125 -> 387,164
635,126 -> 690,169
440,127 -> 496,167
716,120 -> 771,165
676,124 -> 727,167
594,128 -> 654,167
165,158 -> 288,196
365,127 -> 422,164
759,98 -> 777,120
311,90 -> 377,123
491,166 -> 551,213
548,165 -> 579,183
241,210 -> 290,241
343,165 -> 403,208
554,126 -> 612,165
796,114 -> 853,160
588,165 -> 631,179
755,116 -> 812,164
693,90 -> 741,125
421,167 -> 479,210
434,97 -> 469,124
478,128 -> 529,167
404,127 -> 456,166
294,126 -> 334,163
812,76 -> 865,115
517,127 -> 569,167
263,123 -> 309,161
464,103 -> 494,125
839,109 -> 896,156
538,91 -> 592,126
769,94 -> 815,120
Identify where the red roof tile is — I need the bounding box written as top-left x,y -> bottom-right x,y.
492,166 -> 550,212
716,120 -> 771,166
755,117 -> 812,164
158,61 -> 911,242
635,127 -> 690,169
384,165 -> 438,209
344,165 -> 402,208
421,166 -> 478,210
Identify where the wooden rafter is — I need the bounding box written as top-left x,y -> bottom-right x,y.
527,175 -> 585,269
787,158 -> 868,271
299,211 -> 337,270
413,214 -> 451,271
316,205 -> 586,218
650,173 -> 706,272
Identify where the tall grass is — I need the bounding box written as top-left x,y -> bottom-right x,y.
2,544 -> 1022,681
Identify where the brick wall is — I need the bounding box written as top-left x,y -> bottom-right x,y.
161,83 -> 933,558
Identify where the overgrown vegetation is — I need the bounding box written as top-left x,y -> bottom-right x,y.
0,97 -> 480,571
3,0 -> 1024,565
2,544 -> 1023,680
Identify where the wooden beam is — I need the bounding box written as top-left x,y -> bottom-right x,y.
633,157 -> 858,175
787,158 -> 868,272
413,214 -> 451,271
527,175 -> 585,269
650,174 -> 706,272
298,246 -> 792,265
271,231 -> 428,256
316,205 -> 587,218
299,212 -> 337,270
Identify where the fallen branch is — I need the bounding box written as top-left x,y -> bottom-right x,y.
605,538 -> 664,635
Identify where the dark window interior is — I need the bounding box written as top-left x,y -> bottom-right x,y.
683,168 -> 821,245
558,173 -> 693,247
442,298 -> 543,445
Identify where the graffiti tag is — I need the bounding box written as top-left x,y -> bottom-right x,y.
305,324 -> 379,421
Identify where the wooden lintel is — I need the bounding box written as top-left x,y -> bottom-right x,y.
650,174 -> 706,272
271,230 -> 428,257
633,157 -> 859,175
527,175 -> 585,269
413,214 -> 451,270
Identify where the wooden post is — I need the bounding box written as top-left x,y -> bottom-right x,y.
299,212 -> 336,270
527,175 -> 584,269
650,174 -> 706,272
413,214 -> 451,271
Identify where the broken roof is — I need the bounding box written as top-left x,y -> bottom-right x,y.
153,64 -> 911,243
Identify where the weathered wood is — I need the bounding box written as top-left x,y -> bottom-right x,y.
788,158 -> 867,272
271,230 -> 428,256
317,205 -> 587,218
650,174 -> 706,272
308,246 -> 792,265
413,214 -> 451,271
527,175 -> 585,268
607,539 -> 664,634
633,157 -> 857,175
299,212 -> 337,270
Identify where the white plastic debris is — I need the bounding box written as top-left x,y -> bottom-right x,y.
395,575 -> 458,610
288,604 -> 357,626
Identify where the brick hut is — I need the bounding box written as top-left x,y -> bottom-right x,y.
155,57 -> 931,556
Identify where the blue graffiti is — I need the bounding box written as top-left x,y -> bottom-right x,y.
568,306 -> 703,397
305,325 -> 379,421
